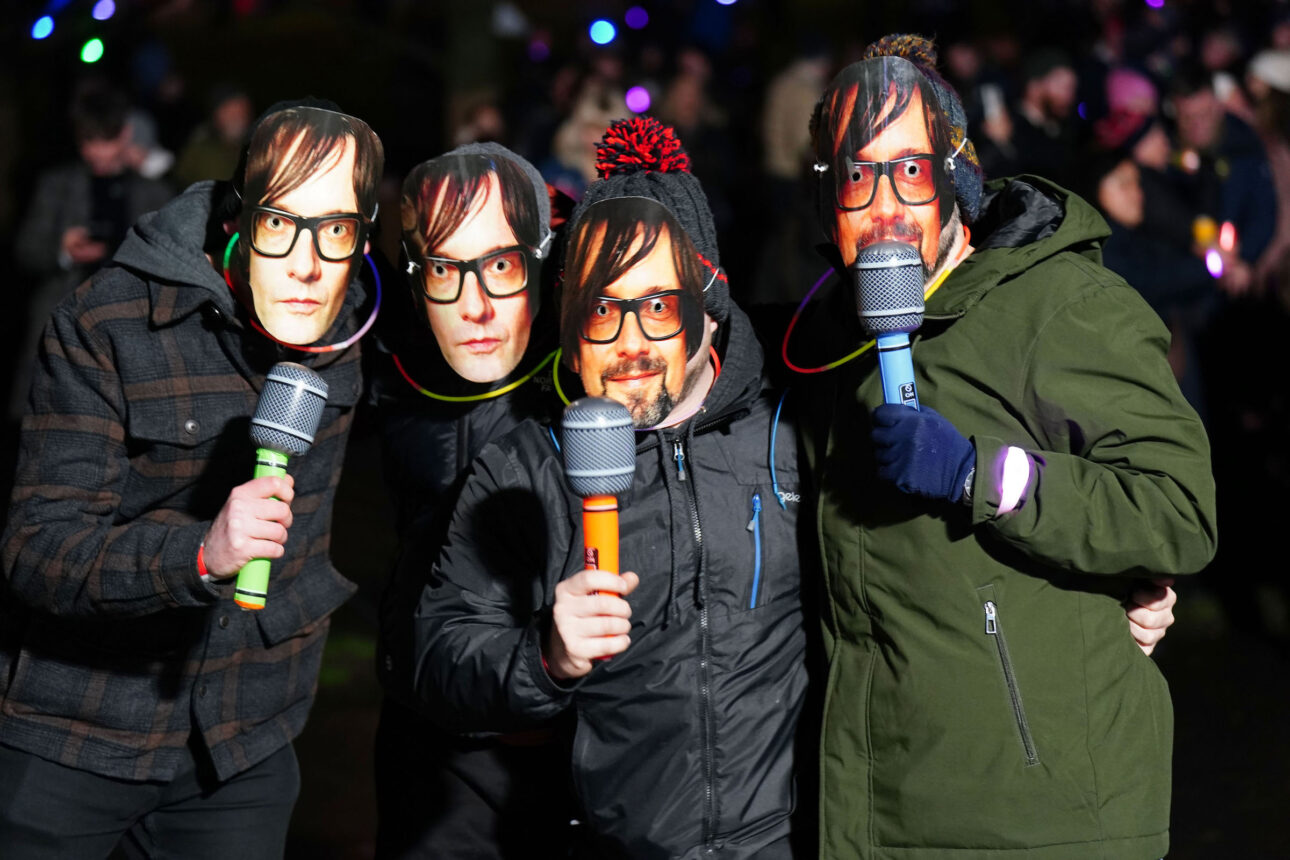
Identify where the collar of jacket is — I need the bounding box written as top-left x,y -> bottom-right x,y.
923,174 -> 1111,322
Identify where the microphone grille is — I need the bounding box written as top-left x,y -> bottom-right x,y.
562,397 -> 636,498
854,240 -> 925,336
249,362 -> 329,456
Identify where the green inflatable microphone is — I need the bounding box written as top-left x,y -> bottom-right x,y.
234,362 -> 329,610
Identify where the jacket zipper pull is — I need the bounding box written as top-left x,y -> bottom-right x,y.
747,492 -> 761,531
674,440 -> 687,481
984,600 -> 998,635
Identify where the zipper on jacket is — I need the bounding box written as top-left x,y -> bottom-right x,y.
747,492 -> 763,609
984,601 -> 1040,766
674,442 -> 715,850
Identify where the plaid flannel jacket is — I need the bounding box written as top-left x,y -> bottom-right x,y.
0,184 -> 361,781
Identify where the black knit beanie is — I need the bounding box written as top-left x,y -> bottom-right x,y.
567,116 -> 730,323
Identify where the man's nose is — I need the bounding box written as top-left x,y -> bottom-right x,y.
286,228 -> 322,282
458,272 -> 495,322
871,171 -> 902,218
615,310 -> 650,355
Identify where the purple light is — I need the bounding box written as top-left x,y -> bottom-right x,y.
626,6 -> 649,29
528,38 -> 550,62
996,446 -> 1031,515
1077,102 -> 1087,120
1205,249 -> 1223,278
92,0 -> 115,20
1145,0 -> 1164,7
716,0 -> 738,5
626,86 -> 651,113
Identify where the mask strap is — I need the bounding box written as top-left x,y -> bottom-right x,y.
944,136 -> 968,173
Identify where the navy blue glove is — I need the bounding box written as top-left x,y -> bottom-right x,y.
871,404 -> 975,503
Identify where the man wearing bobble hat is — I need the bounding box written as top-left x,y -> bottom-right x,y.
414,116 -> 813,858
800,34 -> 1217,859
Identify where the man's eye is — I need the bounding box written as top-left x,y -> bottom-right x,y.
267,216 -> 287,230
592,304 -> 611,317
326,222 -> 351,237
489,257 -> 512,273
430,263 -> 450,278
901,161 -> 923,178
646,299 -> 667,314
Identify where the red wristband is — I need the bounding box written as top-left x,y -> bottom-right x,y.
196,543 -> 209,579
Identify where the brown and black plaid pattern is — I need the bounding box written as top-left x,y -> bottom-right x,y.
1,256 -> 362,782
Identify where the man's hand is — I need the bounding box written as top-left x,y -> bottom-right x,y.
1126,577 -> 1177,656
544,569 -> 640,681
872,404 -> 976,502
60,226 -> 108,266
202,475 -> 295,578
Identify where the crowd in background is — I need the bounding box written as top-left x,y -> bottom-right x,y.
3,0 -> 1289,640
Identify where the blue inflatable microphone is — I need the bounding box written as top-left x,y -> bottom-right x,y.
853,241 -> 924,409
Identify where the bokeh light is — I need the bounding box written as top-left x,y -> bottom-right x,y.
80,38 -> 104,63
528,38 -> 550,62
1205,248 -> 1223,278
1145,0 -> 1165,8
1219,221 -> 1237,253
31,16 -> 55,39
589,19 -> 617,45
92,0 -> 116,21
625,7 -> 649,29
626,86 -> 652,113
716,0 -> 739,5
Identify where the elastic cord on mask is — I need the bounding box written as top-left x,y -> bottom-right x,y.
222,232 -> 380,353
782,264 -> 953,375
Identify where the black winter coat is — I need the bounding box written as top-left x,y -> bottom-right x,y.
414,305 -> 810,859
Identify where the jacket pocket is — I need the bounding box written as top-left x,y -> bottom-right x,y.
747,492 -> 763,609
983,598 -> 1040,767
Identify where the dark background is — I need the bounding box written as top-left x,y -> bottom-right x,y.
2,1 -> 1288,857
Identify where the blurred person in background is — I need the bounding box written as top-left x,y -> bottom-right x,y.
539,79 -> 628,200
976,46 -> 1080,189
12,80 -> 172,421
171,85 -> 254,190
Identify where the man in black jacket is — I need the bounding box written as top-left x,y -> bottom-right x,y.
370,143 -> 572,859
0,102 -> 382,859
415,118 -> 810,859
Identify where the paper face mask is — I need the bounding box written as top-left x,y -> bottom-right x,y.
401,152 -> 547,384
814,56 -> 958,272
236,106 -> 383,346
561,196 -> 711,429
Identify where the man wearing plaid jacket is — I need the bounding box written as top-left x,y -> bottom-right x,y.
0,101 -> 383,859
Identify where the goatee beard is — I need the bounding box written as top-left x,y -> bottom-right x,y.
601,356 -> 675,429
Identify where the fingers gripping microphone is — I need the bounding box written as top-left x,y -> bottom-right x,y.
234,362 -> 329,611
562,397 -> 635,575
853,240 -> 925,409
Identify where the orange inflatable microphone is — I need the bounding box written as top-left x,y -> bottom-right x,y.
561,397 -> 635,573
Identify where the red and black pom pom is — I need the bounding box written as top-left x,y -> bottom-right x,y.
594,116 -> 691,179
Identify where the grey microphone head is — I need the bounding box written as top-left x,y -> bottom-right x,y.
562,397 -> 635,498
249,362 -> 329,456
852,240 -> 925,336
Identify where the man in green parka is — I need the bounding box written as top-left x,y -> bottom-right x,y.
803,34 -> 1217,860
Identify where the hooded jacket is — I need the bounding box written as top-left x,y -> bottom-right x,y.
414,303 -> 810,859
806,176 -> 1217,859
0,181 -> 362,782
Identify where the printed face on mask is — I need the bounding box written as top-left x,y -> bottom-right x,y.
419,173 -> 535,383
832,88 -> 945,273
246,135 -> 365,345
573,225 -> 714,429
